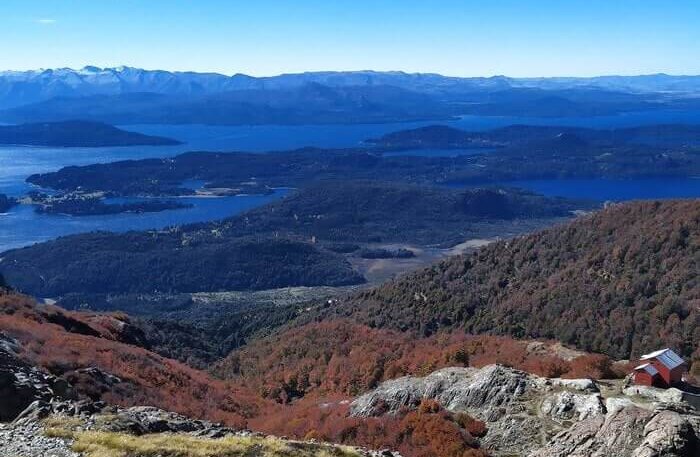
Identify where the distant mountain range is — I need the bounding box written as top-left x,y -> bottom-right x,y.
1,67 -> 700,124
2,67 -> 700,108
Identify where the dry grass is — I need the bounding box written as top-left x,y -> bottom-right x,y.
71,431 -> 363,457
41,413 -> 363,457
42,415 -> 85,439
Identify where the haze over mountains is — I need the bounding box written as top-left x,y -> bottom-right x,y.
3,67 -> 700,108
2,67 -> 700,124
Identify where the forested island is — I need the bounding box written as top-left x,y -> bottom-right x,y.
32,195 -> 192,216
368,123 -> 700,149
0,120 -> 180,147
26,123 -> 700,197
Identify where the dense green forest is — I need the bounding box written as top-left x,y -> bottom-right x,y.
34,195 -> 191,216
0,235 -> 363,296
334,200 -> 700,361
207,181 -> 586,246
0,182 -> 584,299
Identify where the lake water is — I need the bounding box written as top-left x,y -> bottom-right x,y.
0,191 -> 287,251
498,178 -> 700,201
2,109 -> 700,251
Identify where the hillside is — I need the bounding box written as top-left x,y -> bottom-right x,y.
0,291 -> 489,457
0,84 -> 456,125
334,200 -> 700,368
0,120 -> 180,147
0,290 -> 266,427
211,182 -> 586,246
0,182 -> 585,299
215,319 -> 617,403
0,236 -> 363,297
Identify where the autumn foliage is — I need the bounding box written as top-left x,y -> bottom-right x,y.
252,397 -> 487,457
215,319 -> 618,403
345,200 -> 700,362
0,291 -> 624,457
0,292 -> 267,428
0,292 -> 493,456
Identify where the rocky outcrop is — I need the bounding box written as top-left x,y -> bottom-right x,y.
0,399 -> 403,457
532,407 -> 699,457
92,405 -> 243,437
350,364 -> 699,457
351,365 -> 534,421
0,332 -> 74,422
540,391 -> 605,422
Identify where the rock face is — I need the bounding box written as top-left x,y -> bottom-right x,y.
351,365 -> 534,422
540,391 -> 605,422
0,332 -> 74,422
351,364 -> 699,457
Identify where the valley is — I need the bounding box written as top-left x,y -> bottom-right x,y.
1,67 -> 700,457
0,182 -> 586,300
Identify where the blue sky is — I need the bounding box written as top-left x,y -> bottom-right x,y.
2,0 -> 700,77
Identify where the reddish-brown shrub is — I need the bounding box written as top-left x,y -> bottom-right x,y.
565,354 -> 614,379
251,397 -> 488,457
216,319 -> 622,403
455,413 -> 488,438
0,293 -> 269,428
418,399 -> 442,414
2,293 -> 626,457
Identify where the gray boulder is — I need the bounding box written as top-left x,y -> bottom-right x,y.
351,365 -> 534,421
351,364 -> 700,457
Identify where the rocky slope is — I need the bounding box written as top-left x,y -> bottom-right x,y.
351,364 -> 699,457
0,290 -> 269,427
0,309 -> 397,457
2,285 -> 698,456
0,331 -> 74,422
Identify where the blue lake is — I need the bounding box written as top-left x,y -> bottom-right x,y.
2,109 -> 700,251
0,191 -> 287,252
496,178 -> 700,201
